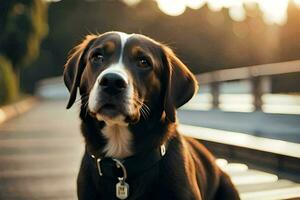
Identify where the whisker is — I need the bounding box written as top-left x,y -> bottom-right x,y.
74,95 -> 89,105
141,106 -> 150,119
140,107 -> 147,119
132,95 -> 151,119
142,103 -> 150,115
133,100 -> 146,119
140,108 -> 145,119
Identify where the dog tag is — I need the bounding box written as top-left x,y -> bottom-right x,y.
116,180 -> 129,199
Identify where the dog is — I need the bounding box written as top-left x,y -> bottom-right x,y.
64,31 -> 240,200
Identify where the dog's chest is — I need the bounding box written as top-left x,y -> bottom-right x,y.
101,125 -> 133,159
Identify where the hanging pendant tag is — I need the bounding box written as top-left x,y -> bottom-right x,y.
116,179 -> 129,199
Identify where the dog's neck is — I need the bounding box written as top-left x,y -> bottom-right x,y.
101,124 -> 133,159
80,105 -> 174,160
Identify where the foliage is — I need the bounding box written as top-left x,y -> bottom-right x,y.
0,56 -> 18,104
0,0 -> 48,70
0,0 -> 47,104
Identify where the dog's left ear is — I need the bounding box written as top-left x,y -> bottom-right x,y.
161,45 -> 198,122
64,35 -> 97,109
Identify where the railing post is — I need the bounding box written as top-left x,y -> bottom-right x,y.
211,82 -> 219,109
251,77 -> 263,111
251,76 -> 272,111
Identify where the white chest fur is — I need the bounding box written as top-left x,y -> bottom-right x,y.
101,125 -> 133,159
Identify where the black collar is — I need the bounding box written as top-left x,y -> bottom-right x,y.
89,144 -> 167,180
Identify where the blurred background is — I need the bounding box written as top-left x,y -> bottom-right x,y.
0,0 -> 300,95
1,0 -> 300,199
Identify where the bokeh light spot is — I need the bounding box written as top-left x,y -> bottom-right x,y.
157,0 -> 186,16
229,5 -> 246,22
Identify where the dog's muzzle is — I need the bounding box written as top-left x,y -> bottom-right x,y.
88,69 -> 135,123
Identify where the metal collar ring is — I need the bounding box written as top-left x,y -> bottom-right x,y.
113,158 -> 127,180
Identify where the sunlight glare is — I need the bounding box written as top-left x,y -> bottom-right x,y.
122,0 -> 141,6
206,0 -> 223,12
151,0 -> 299,25
185,0 -> 206,9
229,5 -> 246,22
222,0 -> 242,8
157,0 -> 186,16
258,0 -> 289,25
294,0 -> 300,8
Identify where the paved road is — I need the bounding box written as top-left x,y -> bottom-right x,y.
0,100 -> 83,200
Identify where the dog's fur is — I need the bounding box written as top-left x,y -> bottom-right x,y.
64,32 -> 240,200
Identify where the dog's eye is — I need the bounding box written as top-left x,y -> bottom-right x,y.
137,57 -> 151,68
91,53 -> 104,64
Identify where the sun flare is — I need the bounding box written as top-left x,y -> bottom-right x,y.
157,0 -> 186,16
144,0 -> 300,25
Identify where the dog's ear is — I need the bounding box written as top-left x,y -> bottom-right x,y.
64,35 -> 97,109
161,45 -> 198,122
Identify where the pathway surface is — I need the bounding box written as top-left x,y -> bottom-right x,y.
0,100 -> 83,200
1,99 -> 299,200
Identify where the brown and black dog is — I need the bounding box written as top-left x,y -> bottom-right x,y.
64,31 -> 240,200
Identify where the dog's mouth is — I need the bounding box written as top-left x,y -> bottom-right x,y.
97,103 -> 120,118
89,102 -> 140,124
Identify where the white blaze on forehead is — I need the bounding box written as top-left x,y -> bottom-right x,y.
96,32 -> 133,82
116,31 -> 133,62
88,32 -> 135,115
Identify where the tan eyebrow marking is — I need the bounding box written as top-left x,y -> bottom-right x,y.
131,46 -> 148,56
103,41 -> 115,54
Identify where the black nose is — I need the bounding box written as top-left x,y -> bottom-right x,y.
99,73 -> 127,95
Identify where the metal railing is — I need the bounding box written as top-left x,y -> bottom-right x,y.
196,60 -> 300,111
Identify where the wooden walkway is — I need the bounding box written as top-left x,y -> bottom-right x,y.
0,100 -> 299,200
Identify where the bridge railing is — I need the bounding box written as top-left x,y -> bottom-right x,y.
195,60 -> 300,111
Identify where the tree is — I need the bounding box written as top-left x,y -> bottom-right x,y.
0,56 -> 18,104
0,0 -> 48,103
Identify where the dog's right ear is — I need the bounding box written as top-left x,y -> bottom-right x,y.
64,35 -> 97,109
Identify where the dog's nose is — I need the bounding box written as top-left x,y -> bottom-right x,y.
99,73 -> 127,95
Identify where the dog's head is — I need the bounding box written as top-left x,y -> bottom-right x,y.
64,32 -> 197,125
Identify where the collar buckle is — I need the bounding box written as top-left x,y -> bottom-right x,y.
113,158 -> 127,180
91,155 -> 103,176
